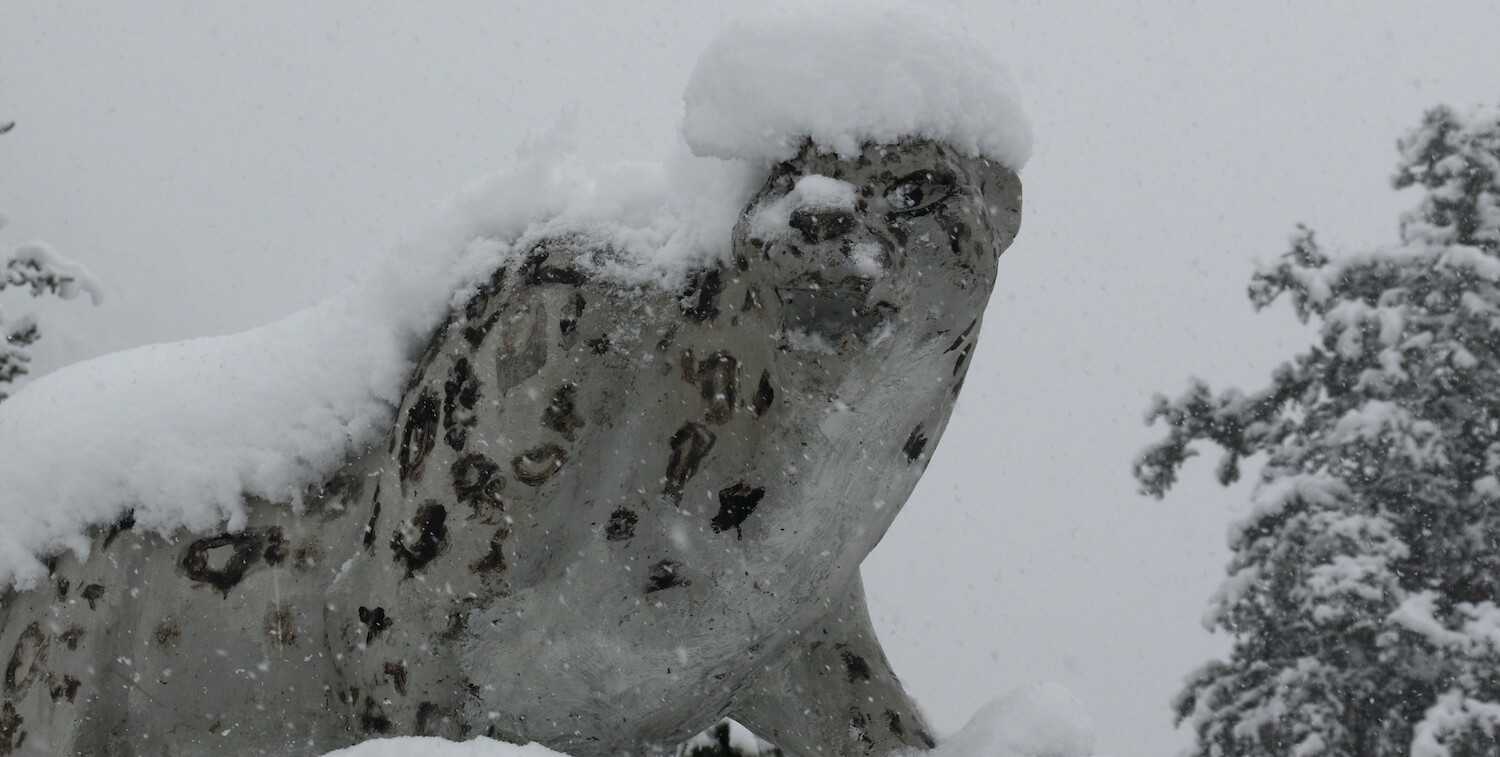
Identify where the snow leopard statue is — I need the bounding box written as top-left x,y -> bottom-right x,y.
0,138 -> 1020,757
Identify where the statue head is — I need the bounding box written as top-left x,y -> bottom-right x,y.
735,138 -> 1021,356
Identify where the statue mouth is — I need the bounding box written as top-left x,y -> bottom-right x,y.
775,279 -> 897,349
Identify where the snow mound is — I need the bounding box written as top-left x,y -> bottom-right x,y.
682,0 -> 1032,168
320,737 -> 568,757
314,686 -> 1096,757
0,3 -> 1028,589
931,682 -> 1098,757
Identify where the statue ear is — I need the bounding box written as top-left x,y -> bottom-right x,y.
790,136 -> 819,164
768,145 -> 813,188
976,161 -> 1023,253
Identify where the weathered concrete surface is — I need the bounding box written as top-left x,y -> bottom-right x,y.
0,139 -> 1020,757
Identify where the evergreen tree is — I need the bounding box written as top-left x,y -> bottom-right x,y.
1136,104 -> 1500,756
0,121 -> 103,401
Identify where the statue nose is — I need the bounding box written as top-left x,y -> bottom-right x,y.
788,208 -> 855,243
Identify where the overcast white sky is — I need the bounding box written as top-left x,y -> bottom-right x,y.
2,2 -> 1497,754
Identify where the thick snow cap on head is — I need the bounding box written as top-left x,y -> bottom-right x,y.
681,1 -> 1032,170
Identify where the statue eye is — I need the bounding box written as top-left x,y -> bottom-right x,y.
884,171 -> 957,216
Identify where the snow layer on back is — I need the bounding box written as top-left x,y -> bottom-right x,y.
0,130 -> 755,589
0,3 -> 1027,589
682,1 -> 1032,169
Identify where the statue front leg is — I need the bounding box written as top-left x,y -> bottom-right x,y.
730,576 -> 936,756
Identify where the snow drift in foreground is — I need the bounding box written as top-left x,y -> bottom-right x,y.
320,683 -> 1098,757
319,737 -> 565,757
0,1 -> 1030,588
933,683 -> 1097,757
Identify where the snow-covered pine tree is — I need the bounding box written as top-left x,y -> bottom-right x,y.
0,121 -> 103,401
1136,104 -> 1500,757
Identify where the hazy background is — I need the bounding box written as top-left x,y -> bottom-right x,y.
2,2 -> 1495,754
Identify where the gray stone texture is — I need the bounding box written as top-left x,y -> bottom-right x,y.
0,139 -> 1020,756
